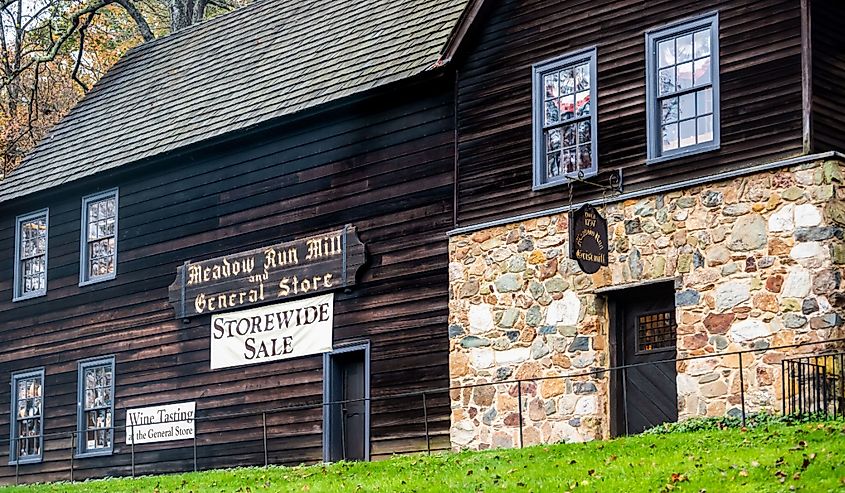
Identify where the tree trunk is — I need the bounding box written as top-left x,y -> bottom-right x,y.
170,0 -> 197,31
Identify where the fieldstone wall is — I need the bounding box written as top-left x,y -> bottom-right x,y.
448,159 -> 845,451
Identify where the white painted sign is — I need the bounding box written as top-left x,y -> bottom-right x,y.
126,401 -> 195,445
210,293 -> 334,369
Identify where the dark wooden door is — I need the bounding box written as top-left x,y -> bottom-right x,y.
340,354 -> 366,460
617,284 -> 678,434
325,347 -> 369,462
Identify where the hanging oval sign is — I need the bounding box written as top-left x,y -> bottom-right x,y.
569,204 -> 608,274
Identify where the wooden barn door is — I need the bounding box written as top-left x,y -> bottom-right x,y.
613,283 -> 678,435
324,343 -> 370,462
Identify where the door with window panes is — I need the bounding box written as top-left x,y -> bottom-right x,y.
615,284 -> 678,434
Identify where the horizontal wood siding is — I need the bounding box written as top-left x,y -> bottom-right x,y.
456,0 -> 804,226
810,0 -> 845,152
0,74 -> 454,483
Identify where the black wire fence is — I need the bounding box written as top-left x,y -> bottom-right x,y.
3,337 -> 844,486
782,351 -> 845,417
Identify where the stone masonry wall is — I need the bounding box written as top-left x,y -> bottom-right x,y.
448,159 -> 845,451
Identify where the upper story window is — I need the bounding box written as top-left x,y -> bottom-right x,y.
532,48 -> 598,189
646,13 -> 720,162
13,210 -> 48,301
80,190 -> 118,285
11,369 -> 45,464
77,357 -> 115,457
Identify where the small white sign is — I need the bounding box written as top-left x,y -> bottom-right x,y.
126,401 -> 195,445
210,293 -> 334,370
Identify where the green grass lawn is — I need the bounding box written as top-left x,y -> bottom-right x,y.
4,420 -> 845,492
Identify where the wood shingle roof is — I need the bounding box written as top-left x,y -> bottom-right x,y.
0,0 -> 468,204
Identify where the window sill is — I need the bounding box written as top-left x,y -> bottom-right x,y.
647,143 -> 719,166
532,170 -> 599,192
9,456 -> 43,466
75,448 -> 113,459
12,291 -> 46,303
79,273 -> 116,287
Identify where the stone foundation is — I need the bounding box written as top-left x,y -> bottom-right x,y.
448,159 -> 845,450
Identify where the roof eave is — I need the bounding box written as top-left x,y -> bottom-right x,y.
429,0 -> 488,69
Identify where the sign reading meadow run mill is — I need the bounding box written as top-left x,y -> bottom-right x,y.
569,204 -> 608,274
168,225 -> 365,319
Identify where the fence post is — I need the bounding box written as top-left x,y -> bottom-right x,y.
14,438 -> 19,486
130,422 -> 135,479
70,432 -> 75,483
800,360 -> 805,415
738,352 -> 746,427
795,360 -> 801,415
422,392 -> 431,456
820,357 -> 827,417
262,413 -> 268,467
621,367 -> 630,436
781,359 -> 786,415
791,360 -> 796,415
833,353 -> 845,418
193,430 -> 197,472
812,356 -> 822,414
517,382 -> 524,449
837,354 -> 843,418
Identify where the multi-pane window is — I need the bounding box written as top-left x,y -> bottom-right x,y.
77,358 -> 115,456
80,190 -> 118,285
647,14 -> 720,161
11,369 -> 44,464
533,48 -> 598,189
14,210 -> 48,301
637,311 -> 677,353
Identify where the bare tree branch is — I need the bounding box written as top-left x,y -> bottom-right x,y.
71,13 -> 94,92
20,1 -> 55,31
26,61 -> 40,138
208,0 -> 237,9
11,0 -> 110,77
0,9 -> 10,79
114,0 -> 155,42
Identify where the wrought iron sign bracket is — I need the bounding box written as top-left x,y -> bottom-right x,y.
565,168 -> 623,196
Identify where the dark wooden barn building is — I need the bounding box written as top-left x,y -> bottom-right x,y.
0,0 -> 468,483
1,0 -> 844,485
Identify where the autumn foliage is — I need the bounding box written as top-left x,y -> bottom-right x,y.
1,0 -> 248,178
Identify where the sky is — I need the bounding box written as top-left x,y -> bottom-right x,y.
2,0 -> 53,42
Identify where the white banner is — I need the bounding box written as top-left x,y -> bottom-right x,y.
210,293 -> 334,369
126,401 -> 195,445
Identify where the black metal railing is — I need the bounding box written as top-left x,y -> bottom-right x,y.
782,352 -> 845,418
2,337 -> 844,485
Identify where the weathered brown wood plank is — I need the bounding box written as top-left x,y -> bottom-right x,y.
0,72 -> 455,482
455,0 -> 804,226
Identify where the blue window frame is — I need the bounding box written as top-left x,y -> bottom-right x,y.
76,357 -> 115,457
10,368 -> 45,464
13,209 -> 48,301
646,13 -> 720,162
532,47 -> 598,189
80,189 -> 118,286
